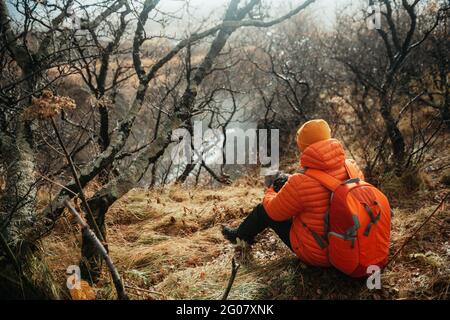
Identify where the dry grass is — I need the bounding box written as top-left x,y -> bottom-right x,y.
382,204 -> 450,299
376,166 -> 443,209
41,175 -> 450,300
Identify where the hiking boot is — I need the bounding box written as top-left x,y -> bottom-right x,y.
222,226 -> 239,244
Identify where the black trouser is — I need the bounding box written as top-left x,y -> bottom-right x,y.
237,204 -> 292,249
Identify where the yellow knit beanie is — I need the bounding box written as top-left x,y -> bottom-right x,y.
296,119 -> 332,152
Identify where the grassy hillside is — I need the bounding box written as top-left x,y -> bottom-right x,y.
43,173 -> 450,300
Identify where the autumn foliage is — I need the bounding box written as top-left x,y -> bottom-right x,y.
22,90 -> 76,121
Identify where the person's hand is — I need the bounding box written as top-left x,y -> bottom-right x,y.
273,172 -> 289,192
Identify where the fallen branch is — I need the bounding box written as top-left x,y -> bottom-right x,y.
64,200 -> 129,300
386,192 -> 450,268
221,257 -> 240,300
51,118 -> 105,244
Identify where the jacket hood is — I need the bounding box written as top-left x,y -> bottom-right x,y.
300,138 -> 345,170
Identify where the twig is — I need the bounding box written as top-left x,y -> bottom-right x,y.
124,284 -> 165,297
64,200 -> 129,300
51,117 -> 105,243
386,192 -> 450,268
36,172 -> 78,197
221,258 -> 240,300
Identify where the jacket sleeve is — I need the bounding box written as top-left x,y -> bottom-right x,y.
262,174 -> 304,221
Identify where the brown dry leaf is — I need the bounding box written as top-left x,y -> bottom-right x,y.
69,280 -> 96,300
22,90 -> 76,121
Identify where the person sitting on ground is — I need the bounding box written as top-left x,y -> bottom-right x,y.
222,119 -> 365,267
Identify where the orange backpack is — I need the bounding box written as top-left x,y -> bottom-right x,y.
305,160 -> 391,278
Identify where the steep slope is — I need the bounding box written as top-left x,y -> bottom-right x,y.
44,177 -> 450,300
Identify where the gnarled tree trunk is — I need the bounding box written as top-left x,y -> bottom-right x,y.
0,122 -> 58,299
380,93 -> 406,173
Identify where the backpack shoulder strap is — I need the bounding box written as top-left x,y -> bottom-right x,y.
344,159 -> 360,179
304,169 -> 341,192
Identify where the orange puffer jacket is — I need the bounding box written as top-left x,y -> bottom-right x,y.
263,138 -> 364,267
